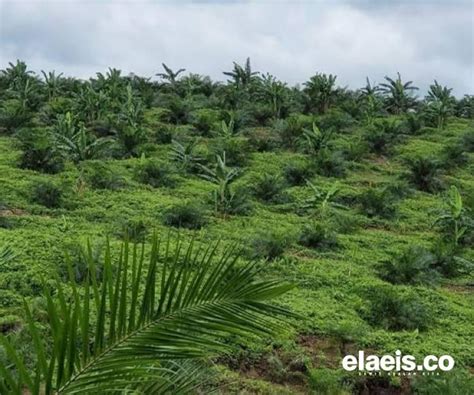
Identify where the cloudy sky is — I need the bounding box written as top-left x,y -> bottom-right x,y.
0,0 -> 472,95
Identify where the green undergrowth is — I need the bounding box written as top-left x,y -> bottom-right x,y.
1,118 -> 473,394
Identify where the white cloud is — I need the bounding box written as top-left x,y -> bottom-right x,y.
0,0 -> 472,95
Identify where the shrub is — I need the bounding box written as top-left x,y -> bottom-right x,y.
244,127 -> 281,152
0,99 -> 32,132
405,157 -> 443,193
81,161 -> 124,190
430,242 -> 473,278
343,138 -> 369,162
30,181 -> 62,208
248,231 -> 291,261
209,186 -> 253,216
115,124 -> 146,157
384,180 -> 412,199
297,222 -> 338,250
412,371 -> 474,394
283,161 -> 313,186
116,218 -> 147,242
189,108 -> 221,136
135,159 -> 177,188
154,123 -> 173,144
314,149 -> 346,178
251,173 -> 289,204
441,143 -> 469,169
16,128 -> 64,174
163,203 -> 208,229
461,129 -> 474,152
401,112 -> 424,134
209,137 -> 250,167
309,368 -> 349,395
361,285 -> 432,331
365,128 -> 393,155
365,119 -> 402,155
317,109 -> 355,132
59,242 -> 104,283
358,187 -> 398,219
273,113 -> 313,149
380,246 -> 439,285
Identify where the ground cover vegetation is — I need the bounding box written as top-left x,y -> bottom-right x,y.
0,59 -> 473,394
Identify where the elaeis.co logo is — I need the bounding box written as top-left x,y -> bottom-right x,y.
342,351 -> 455,376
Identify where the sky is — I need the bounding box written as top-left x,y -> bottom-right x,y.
0,0 -> 473,96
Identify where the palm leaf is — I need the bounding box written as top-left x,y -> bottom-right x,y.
0,234 -> 295,394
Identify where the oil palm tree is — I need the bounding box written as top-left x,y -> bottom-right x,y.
426,80 -> 454,104
0,234 -> 294,394
257,73 -> 289,119
303,73 -> 338,114
424,81 -> 455,129
380,72 -> 418,114
41,70 -> 65,100
1,60 -> 34,88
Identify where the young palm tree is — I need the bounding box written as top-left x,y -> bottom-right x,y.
303,73 -> 338,114
380,72 -> 418,114
41,70 -> 65,100
257,73 -> 289,119
424,80 -> 455,129
425,100 -> 452,129
426,80 -> 454,104
1,60 -> 34,88
0,235 -> 294,394
180,73 -> 215,97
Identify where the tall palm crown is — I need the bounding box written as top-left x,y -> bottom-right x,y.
223,57 -> 259,87
426,80 -> 455,105
380,72 -> 418,114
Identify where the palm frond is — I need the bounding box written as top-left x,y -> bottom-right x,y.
0,234 -> 294,394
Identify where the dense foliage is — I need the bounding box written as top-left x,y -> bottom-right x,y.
0,59 -> 473,394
